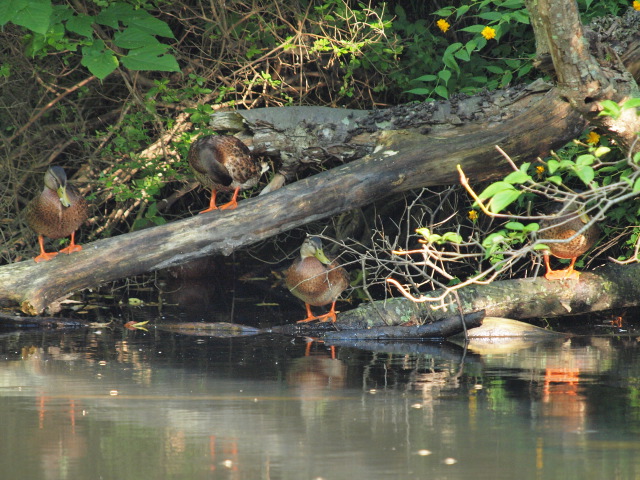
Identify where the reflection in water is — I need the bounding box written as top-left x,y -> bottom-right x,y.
1,329 -> 640,479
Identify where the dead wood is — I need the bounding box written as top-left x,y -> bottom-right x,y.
338,263 -> 640,327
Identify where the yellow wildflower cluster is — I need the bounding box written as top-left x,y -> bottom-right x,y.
535,165 -> 545,176
437,19 -> 450,33
481,26 -> 496,40
468,210 -> 479,221
586,131 -> 600,145
634,1 -> 640,11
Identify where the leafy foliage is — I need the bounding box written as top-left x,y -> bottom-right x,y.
2,0 -> 179,79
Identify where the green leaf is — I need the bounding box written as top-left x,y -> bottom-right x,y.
547,175 -> 563,185
593,146 -> 611,158
461,25 -> 486,33
414,74 -> 437,82
503,170 -> 531,184
66,13 -> 94,37
10,0 -> 51,34
546,159 -> 559,174
524,223 -> 540,232
505,221 -> 524,231
81,39 -> 118,79
477,12 -> 503,21
456,5 -> 470,18
574,165 -> 595,185
576,154 -> 595,166
441,232 -> 463,244
486,65 -> 504,74
490,189 -> 521,213
405,88 -> 431,95
434,8 -> 454,16
126,11 -> 174,38
438,69 -> 452,84
598,100 -> 621,119
477,181 -> 513,200
454,49 -> 470,62
434,85 -> 449,99
114,26 -> 158,49
416,227 -> 430,238
512,9 -> 530,24
622,98 -> 640,109
534,243 -> 549,250
633,177 -> 640,193
95,3 -> 131,28
120,44 -> 180,72
0,0 -> 22,27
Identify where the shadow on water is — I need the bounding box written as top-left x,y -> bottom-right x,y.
3,263 -> 640,480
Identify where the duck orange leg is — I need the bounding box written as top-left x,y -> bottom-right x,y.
218,187 -> 241,210
34,235 -> 58,263
296,301 -> 339,323
297,303 -> 321,323
59,231 -> 82,255
199,189 -> 220,213
544,253 -> 580,280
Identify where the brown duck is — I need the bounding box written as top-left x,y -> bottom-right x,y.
25,166 -> 88,263
285,237 -> 349,323
188,135 -> 263,213
539,201 -> 599,280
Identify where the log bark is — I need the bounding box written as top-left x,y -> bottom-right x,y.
338,263 -> 640,327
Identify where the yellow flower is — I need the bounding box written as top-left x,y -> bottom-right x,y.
634,1 -> 640,11
437,19 -> 450,33
481,26 -> 496,40
468,210 -> 479,221
535,165 -> 545,175
586,131 -> 600,145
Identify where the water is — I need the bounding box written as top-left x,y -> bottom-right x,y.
1,322 -> 640,480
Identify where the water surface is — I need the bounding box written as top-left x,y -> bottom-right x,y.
1,322 -> 639,480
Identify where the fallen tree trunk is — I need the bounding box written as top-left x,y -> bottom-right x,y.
338,263 -> 640,327
1,84 -> 587,315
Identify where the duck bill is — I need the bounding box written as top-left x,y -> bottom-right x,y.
314,249 -> 331,265
57,185 -> 71,207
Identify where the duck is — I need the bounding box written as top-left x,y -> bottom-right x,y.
538,200 -> 599,280
285,237 -> 349,323
188,134 -> 264,213
25,166 -> 88,263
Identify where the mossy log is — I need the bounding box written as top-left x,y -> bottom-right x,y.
337,263 -> 640,327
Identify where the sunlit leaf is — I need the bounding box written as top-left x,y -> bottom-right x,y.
503,170 -> 531,184
477,181 -> 513,200
489,188 -> 521,213
547,175 -> 562,185
593,146 -> 611,158
598,99 -> 621,119
574,165 -> 595,185
505,222 -> 524,231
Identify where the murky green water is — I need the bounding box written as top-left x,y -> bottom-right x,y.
2,320 -> 640,480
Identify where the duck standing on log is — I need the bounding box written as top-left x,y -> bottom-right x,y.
188,134 -> 265,213
538,200 -> 599,280
285,237 -> 349,323
25,166 -> 88,263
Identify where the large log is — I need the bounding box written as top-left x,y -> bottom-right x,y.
0,84 -> 586,315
